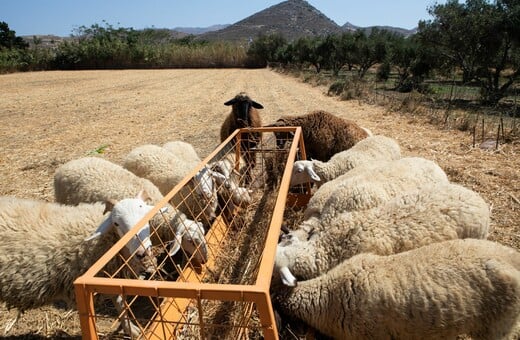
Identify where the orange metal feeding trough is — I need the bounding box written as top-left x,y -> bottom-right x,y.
74,127 -> 310,339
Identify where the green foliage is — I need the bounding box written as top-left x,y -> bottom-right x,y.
417,0 -> 520,104
328,80 -> 346,96
386,35 -> 435,92
0,21 -> 28,50
376,62 -> 391,82
247,33 -> 287,66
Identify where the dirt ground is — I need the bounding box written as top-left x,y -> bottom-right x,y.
0,68 -> 519,338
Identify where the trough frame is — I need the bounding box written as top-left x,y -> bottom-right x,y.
74,126 -> 308,339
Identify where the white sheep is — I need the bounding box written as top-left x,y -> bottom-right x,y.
275,182 -> 491,286
290,135 -> 401,187
122,143 -> 220,227
209,152 -> 252,212
273,238 -> 520,339
0,193 -> 157,336
162,140 -> 201,164
53,156 -> 207,264
304,156 -> 449,221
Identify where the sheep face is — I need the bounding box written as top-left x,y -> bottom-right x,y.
224,92 -> 263,125
290,160 -> 321,187
193,167 -> 221,221
274,240 -> 301,287
210,160 -> 252,207
87,194 -> 158,277
268,119 -> 295,150
179,220 -> 208,265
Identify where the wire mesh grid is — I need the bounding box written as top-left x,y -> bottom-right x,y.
74,127 -> 308,339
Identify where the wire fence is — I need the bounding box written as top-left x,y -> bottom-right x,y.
368,82 -> 520,150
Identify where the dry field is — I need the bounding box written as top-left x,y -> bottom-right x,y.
0,68 -> 519,338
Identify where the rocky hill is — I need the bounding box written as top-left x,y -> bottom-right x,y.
342,22 -> 417,37
197,0 -> 343,42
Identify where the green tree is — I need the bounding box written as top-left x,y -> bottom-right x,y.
317,34 -> 345,76
353,29 -> 390,79
387,35 -> 435,92
291,36 -> 323,73
417,0 -> 520,104
247,33 -> 287,67
0,21 -> 28,50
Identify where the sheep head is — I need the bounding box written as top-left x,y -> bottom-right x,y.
224,92 -> 263,125
266,119 -> 295,149
178,219 -> 208,265
86,190 -> 157,277
290,160 -> 321,187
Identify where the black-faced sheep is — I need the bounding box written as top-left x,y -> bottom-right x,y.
220,92 -> 264,183
0,194 -> 157,336
273,238 -> 520,340
268,110 -> 370,162
275,182 -> 490,287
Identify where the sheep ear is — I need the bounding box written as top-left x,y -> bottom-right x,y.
168,241 -> 181,257
103,199 -> 117,214
280,266 -> 298,287
224,98 -> 237,106
306,166 -> 321,182
85,215 -> 113,241
137,190 -> 150,202
210,170 -> 228,182
251,101 -> 264,109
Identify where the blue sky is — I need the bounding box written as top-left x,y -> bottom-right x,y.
3,0 -> 444,37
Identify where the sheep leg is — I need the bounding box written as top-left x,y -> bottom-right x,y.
113,295 -> 142,337
3,311 -> 21,334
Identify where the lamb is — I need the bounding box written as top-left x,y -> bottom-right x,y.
0,193 -> 158,336
53,156 -> 207,264
304,156 -> 449,221
122,143 -> 220,227
290,135 -> 401,187
268,110 -> 370,162
274,182 -> 491,287
273,238 -> 520,340
209,152 -> 252,211
220,92 -> 264,183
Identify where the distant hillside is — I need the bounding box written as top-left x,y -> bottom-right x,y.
173,24 -> 230,35
197,0 -> 343,42
21,35 -> 71,48
342,22 -> 417,37
20,1 -> 417,46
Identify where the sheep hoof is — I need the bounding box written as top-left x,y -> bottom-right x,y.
3,311 -> 21,334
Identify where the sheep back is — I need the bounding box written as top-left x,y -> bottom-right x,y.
272,110 -> 369,161
313,135 -> 401,183
0,197 -> 117,311
54,156 -> 164,205
305,157 -> 449,220
274,238 -> 520,340
123,144 -> 196,196
162,141 -> 201,165
277,182 -> 491,283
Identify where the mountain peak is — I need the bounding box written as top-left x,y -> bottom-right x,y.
198,0 -> 342,42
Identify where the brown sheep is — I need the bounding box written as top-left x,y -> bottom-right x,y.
220,92 -> 264,183
268,110 -> 369,162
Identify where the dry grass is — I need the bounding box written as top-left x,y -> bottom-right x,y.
0,69 -> 519,338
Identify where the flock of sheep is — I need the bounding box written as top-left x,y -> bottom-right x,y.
265,108 -> 520,338
0,91 -> 519,339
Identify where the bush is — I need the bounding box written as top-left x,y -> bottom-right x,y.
328,80 -> 346,96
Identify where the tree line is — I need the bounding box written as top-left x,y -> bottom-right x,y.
1,0 -> 519,106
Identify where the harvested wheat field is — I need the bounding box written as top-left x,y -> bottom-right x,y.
1,68 -> 519,339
